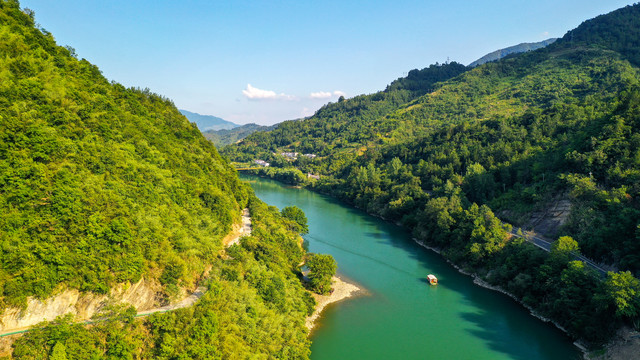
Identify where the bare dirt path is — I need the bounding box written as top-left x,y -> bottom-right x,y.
222,207 -> 252,248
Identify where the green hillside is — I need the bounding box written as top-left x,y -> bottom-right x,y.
0,1 -> 249,306
224,61 -> 468,161
11,196 -> 314,359
560,3 -> 640,66
0,1 -> 316,358
225,4 -> 640,346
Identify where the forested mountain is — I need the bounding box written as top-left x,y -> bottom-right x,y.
0,1 -> 314,358
561,3 -> 640,66
12,196 -> 315,358
179,109 -> 239,131
203,123 -> 277,147
0,0 -> 251,306
225,3 -> 640,346
225,61 -> 468,162
468,38 -> 558,67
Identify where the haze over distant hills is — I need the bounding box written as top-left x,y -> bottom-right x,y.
203,123 -> 277,147
469,38 -> 558,67
179,109 -> 239,131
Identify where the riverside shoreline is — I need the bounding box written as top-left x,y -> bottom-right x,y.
306,276 -> 362,332
414,237 -> 640,359
242,175 -> 592,355
412,238 -> 603,358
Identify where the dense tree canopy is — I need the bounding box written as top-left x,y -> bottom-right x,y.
306,253 -> 337,295
0,2 -> 324,358
0,0 -> 253,307
281,205 -> 309,234
12,196 -> 316,359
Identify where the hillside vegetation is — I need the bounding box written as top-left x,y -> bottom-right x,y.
0,1 -> 318,358
10,195 -> 315,359
0,0 -> 250,307
225,4 -> 640,346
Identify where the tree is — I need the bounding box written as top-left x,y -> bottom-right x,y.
606,271 -> 640,320
281,206 -> 309,234
50,343 -> 67,360
550,236 -> 579,266
306,254 -> 336,294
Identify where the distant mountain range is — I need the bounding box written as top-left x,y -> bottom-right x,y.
179,109 -> 239,131
468,38 -> 558,67
186,38 -> 559,148
179,109 -> 277,147
203,123 -> 277,147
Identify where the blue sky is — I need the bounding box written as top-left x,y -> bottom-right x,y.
21,0 -> 637,125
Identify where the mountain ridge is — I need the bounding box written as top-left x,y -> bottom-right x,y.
179,109 -> 239,131
203,123 -> 277,147
468,38 -> 558,67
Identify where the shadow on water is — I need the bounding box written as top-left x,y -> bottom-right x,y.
363,232 -> 390,239
399,238 -> 581,359
405,238 -> 580,360
323,199 -> 582,359
458,308 -> 581,360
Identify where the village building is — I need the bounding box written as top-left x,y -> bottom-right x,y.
281,152 -> 298,160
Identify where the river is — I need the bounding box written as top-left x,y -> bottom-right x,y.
243,175 -> 581,360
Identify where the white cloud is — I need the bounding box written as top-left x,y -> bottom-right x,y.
309,90 -> 346,99
310,91 -> 333,99
242,84 -> 295,100
242,84 -> 276,99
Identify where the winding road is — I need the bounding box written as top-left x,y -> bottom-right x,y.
0,209 -> 252,338
510,228 -> 608,277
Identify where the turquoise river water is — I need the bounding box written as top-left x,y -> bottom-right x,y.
244,175 -> 581,360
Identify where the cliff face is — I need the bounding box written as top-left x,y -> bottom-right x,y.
0,278 -> 161,332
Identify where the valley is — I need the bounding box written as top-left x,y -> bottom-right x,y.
2,1 -> 640,358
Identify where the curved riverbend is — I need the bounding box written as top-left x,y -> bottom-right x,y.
244,175 -> 581,360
